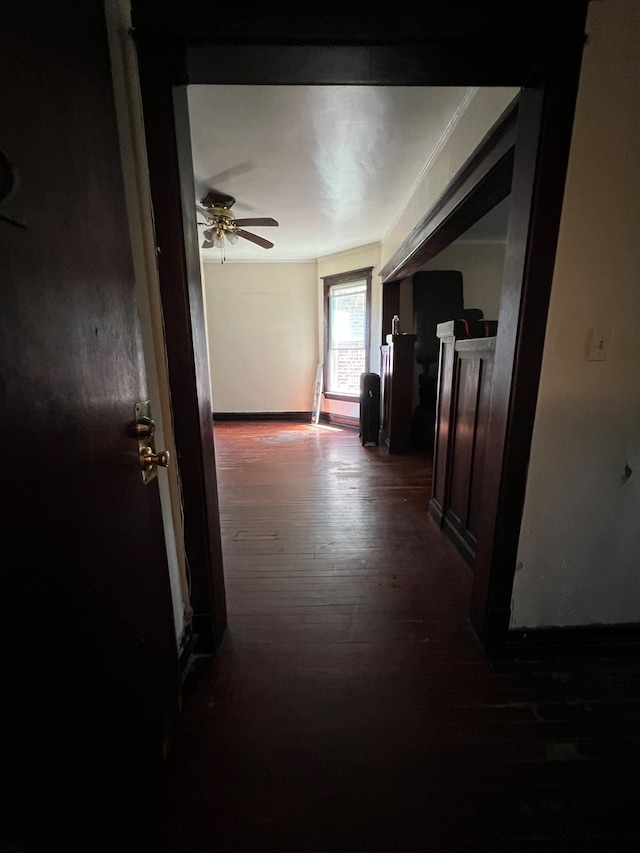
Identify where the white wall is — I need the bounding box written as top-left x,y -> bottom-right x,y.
381,87 -> 519,270
422,241 -> 506,320
203,261 -> 318,412
511,0 -> 640,628
317,243 -> 382,418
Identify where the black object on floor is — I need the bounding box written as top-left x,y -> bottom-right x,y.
359,372 -> 380,445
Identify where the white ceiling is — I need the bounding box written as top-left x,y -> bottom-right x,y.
187,85 -> 478,263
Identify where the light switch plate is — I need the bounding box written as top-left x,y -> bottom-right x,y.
587,326 -> 610,361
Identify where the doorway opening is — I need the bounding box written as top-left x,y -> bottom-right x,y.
132,13 -> 587,651
186,83 -> 518,637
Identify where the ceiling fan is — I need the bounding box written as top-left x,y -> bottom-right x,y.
196,190 -> 279,251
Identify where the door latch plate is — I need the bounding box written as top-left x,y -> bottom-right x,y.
135,400 -> 171,483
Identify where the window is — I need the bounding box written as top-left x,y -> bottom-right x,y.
322,267 -> 372,400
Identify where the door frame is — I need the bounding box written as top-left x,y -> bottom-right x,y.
131,1 -> 588,647
135,46 -> 227,653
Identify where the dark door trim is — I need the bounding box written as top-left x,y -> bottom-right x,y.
136,40 -> 227,653
381,66 -> 584,641
322,267 -> 373,401
131,3 -> 588,648
470,53 -> 586,643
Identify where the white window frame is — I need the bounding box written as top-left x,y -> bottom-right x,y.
322,267 -> 372,401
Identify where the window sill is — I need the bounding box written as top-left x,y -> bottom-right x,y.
323,392 -> 359,403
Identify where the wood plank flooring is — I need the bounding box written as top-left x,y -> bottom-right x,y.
145,421 -> 640,852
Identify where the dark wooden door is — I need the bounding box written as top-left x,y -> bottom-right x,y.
1,2 -> 180,848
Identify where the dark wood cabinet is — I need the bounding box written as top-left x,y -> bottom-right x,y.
430,320 -> 497,565
379,333 -> 417,453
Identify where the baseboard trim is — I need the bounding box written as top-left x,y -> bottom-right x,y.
211,410 -> 359,430
213,411 -> 312,422
442,515 -> 475,566
428,498 -> 444,527
508,623 -> 640,646
319,412 -> 359,430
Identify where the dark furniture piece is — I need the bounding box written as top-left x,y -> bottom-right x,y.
411,270 -> 484,449
379,333 -> 417,453
359,372 -> 380,445
430,319 -> 498,565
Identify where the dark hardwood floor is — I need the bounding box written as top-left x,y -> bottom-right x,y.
146,421 -> 640,852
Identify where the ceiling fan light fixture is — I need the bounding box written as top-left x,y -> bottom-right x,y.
197,191 -> 279,254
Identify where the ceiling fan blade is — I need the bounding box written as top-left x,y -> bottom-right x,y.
202,189 -> 235,209
233,217 -> 279,227
196,205 -> 214,220
235,229 -> 274,249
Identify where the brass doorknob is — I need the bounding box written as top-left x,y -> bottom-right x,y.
139,446 -> 171,470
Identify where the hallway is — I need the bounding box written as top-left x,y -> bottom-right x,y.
148,422 -> 640,851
